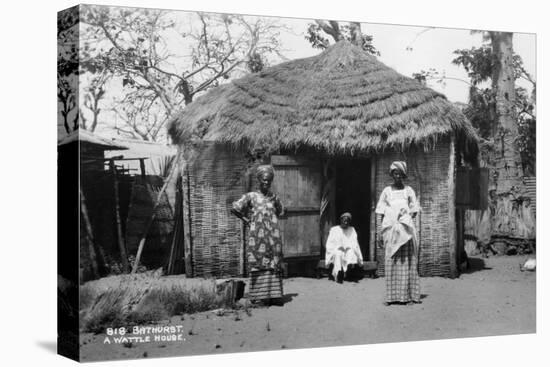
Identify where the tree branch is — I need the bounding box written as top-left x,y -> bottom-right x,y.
315,20 -> 342,42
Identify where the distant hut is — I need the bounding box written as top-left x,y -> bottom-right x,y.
167,41 -> 479,279
59,130 -> 178,280
105,137 -> 177,178
58,129 -> 128,281
104,138 -> 178,272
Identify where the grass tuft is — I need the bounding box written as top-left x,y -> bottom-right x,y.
81,277 -> 236,333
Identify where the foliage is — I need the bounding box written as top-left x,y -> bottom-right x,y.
154,155 -> 176,178
452,45 -> 495,85
451,41 -> 536,175
124,299 -> 169,327
247,51 -> 266,73
462,87 -> 495,139
81,281 -> 233,333
411,33 -> 535,175
305,20 -> 379,55
516,87 -> 536,175
57,7 -> 81,134
412,68 -> 451,88
79,6 -> 287,141
81,70 -> 110,132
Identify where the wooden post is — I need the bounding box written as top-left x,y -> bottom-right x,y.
131,156 -> 180,273
139,158 -> 146,178
167,175 -> 184,275
448,138 -> 458,278
110,160 -> 129,273
369,157 -> 377,262
182,167 -> 193,277
456,208 -> 465,271
319,159 -> 333,263
80,184 -> 99,278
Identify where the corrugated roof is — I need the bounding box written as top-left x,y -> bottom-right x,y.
58,129 -> 128,150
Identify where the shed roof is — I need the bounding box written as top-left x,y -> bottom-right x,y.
58,129 -> 128,151
168,41 -> 477,155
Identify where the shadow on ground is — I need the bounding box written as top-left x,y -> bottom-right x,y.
36,341 -> 57,354
461,257 -> 493,274
279,292 -> 298,305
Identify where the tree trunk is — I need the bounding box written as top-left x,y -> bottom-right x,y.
350,22 -> 362,47
487,31 -> 535,247
315,20 -> 342,42
490,32 -> 523,194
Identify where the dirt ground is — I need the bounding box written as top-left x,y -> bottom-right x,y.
79,255 -> 536,361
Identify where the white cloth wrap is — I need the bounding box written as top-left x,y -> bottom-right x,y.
375,186 -> 419,258
325,226 -> 364,278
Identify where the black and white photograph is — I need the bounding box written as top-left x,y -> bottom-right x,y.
51,0 -> 542,364
54,2 -> 539,362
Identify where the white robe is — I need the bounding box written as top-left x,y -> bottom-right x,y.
325,226 -> 363,278
375,186 -> 419,258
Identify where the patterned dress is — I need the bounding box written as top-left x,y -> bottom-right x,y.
375,186 -> 421,303
232,191 -> 284,301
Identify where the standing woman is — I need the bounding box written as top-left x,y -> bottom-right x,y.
231,165 -> 285,305
375,161 -> 421,305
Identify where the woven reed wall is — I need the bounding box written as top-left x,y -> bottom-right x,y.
125,175 -> 174,270
375,139 -> 453,277
187,143 -> 248,278
523,176 -> 536,217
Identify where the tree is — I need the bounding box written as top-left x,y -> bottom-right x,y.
516,86 -> 536,175
484,31 -> 536,244
111,90 -> 167,141
410,30 -> 535,249
58,7 -> 81,135
412,38 -> 536,176
450,36 -> 536,176
80,6 -> 286,141
489,32 -> 522,191
81,69 -> 111,132
450,32 -> 536,247
305,20 -> 379,55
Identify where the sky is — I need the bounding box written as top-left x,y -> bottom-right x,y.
277,19 -> 536,103
6,1 -> 548,367
65,6 -> 536,140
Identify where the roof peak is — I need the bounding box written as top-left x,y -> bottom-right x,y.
312,41 -> 376,69
167,40 -> 477,154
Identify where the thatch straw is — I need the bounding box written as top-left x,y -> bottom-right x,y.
168,41 -> 477,155
80,273 -> 238,332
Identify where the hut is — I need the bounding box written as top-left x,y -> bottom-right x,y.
167,41 -> 480,279
105,137 -> 178,178
59,130 -> 178,280
58,129 -> 129,281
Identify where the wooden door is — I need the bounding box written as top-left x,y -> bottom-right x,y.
271,155 -> 322,259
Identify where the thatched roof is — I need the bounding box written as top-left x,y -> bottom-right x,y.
168,41 -> 477,155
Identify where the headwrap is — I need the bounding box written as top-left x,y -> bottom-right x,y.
340,212 -> 352,221
389,161 -> 407,178
256,165 -> 275,180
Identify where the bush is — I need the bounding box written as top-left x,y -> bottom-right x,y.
84,303 -> 125,334
80,278 -> 236,333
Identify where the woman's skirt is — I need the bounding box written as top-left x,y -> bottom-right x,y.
385,240 -> 420,303
248,269 -> 283,301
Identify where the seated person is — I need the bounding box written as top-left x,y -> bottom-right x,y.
325,212 -> 364,282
